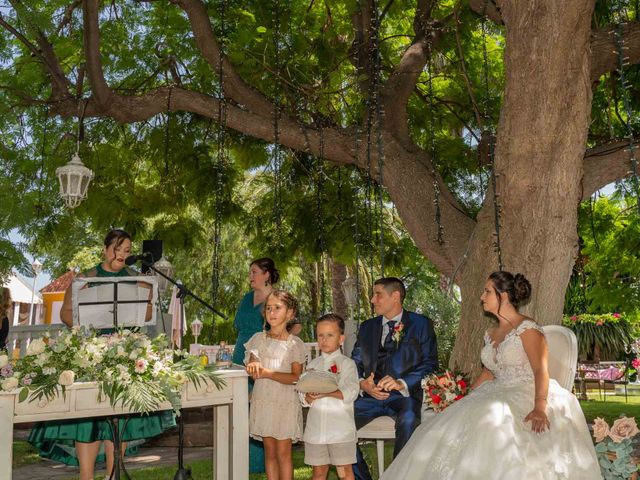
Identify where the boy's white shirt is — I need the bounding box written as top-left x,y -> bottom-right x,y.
300,349 -> 360,444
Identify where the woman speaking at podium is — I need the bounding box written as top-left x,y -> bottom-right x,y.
28,229 -> 175,480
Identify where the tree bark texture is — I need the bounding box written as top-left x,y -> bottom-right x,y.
450,0 -> 596,373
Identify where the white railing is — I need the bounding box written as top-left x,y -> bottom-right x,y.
6,324 -> 66,358
190,342 -> 321,365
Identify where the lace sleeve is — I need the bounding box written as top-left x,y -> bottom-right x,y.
515,319 -> 544,337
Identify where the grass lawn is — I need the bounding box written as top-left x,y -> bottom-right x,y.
579,389 -> 640,423
12,440 -> 40,468
64,444 -> 389,480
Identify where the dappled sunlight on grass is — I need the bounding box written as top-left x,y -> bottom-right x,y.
62,444 -> 390,480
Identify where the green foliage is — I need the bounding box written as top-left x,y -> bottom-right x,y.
563,313 -> 633,360
595,437 -> 639,480
407,284 -> 460,368
0,0 -> 503,320
566,196 -> 640,317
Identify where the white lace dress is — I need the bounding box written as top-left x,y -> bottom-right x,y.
244,332 -> 307,442
380,321 -> 601,480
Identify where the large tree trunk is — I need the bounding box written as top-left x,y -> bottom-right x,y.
450,0 -> 596,374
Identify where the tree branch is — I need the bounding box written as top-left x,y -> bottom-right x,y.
582,140 -> 638,199
56,0 -> 82,35
380,0 -> 447,144
590,21 -> 640,81
0,11 -> 72,100
348,0 -> 375,95
468,0 -> 503,24
82,0 -> 113,106
172,0 -> 276,116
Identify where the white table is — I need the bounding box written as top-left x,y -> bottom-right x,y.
0,367 -> 248,480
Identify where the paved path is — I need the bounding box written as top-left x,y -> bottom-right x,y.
13,446 -> 212,480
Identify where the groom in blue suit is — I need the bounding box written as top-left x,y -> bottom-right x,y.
351,277 -> 438,480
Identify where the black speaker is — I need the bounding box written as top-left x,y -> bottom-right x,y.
141,240 -> 163,273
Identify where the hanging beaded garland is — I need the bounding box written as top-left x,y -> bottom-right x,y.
210,0 -> 229,309
480,5 -> 504,271
271,0 -> 285,252
426,43 -> 445,245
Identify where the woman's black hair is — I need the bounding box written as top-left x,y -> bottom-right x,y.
103,229 -> 131,249
488,271 -> 532,313
251,257 -> 280,285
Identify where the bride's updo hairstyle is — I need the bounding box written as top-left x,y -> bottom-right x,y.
488,271 -> 532,311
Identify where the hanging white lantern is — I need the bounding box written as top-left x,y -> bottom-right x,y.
55,152 -> 93,208
153,256 -> 175,294
341,276 -> 358,308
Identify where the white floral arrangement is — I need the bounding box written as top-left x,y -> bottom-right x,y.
592,416 -> 640,479
0,327 -> 223,414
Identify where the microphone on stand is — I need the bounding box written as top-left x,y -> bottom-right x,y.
125,252 -> 154,266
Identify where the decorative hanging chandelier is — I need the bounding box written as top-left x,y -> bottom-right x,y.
56,152 -> 93,208
56,100 -> 93,208
153,256 -> 175,294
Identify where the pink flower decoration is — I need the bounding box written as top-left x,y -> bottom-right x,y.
632,359 -> 640,370
570,315 -> 578,322
135,358 -> 148,373
596,320 -> 604,326
613,313 -> 621,318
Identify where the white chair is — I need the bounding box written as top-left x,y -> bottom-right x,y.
356,407 -> 435,475
543,325 -> 578,391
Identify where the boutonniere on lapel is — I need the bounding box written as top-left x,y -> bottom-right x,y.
329,362 -> 339,374
392,321 -> 405,345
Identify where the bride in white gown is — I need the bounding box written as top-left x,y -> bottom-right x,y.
381,271 -> 601,480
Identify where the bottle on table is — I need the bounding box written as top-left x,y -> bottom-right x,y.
215,341 -> 232,369
199,348 -> 209,367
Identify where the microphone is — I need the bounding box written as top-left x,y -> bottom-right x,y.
125,252 -> 154,266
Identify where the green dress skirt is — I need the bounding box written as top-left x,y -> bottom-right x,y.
233,291 -> 266,473
28,264 -> 176,466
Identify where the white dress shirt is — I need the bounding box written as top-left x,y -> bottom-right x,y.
301,349 -> 360,444
381,310 -> 404,346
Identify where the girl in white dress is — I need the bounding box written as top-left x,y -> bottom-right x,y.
245,290 -> 306,480
381,271 -> 601,480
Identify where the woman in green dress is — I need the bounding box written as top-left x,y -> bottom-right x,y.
233,258 -> 303,473
28,229 -> 174,480
232,257 -> 280,473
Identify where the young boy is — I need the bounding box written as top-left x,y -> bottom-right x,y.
301,313 -> 360,480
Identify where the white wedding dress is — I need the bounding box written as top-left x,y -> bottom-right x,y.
380,320 -> 601,480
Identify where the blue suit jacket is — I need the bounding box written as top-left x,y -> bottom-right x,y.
351,310 -> 438,401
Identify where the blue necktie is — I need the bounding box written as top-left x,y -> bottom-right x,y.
384,321 -> 396,349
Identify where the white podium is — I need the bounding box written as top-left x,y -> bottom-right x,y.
0,367 -> 248,480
